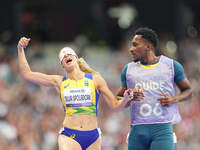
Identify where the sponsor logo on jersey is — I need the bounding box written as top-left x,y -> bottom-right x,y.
64,83 -> 70,89
84,80 -> 89,86
70,134 -> 76,139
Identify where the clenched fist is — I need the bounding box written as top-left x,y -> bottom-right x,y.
17,37 -> 31,49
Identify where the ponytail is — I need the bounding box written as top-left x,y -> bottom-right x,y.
77,58 -> 99,75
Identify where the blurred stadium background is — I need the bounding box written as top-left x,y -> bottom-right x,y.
0,0 -> 200,150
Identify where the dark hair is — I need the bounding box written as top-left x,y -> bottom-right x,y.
134,27 -> 159,49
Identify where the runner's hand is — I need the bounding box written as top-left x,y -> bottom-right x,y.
133,88 -> 145,101
17,37 -> 31,49
124,89 -> 134,102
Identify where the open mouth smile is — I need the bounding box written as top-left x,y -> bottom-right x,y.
66,58 -> 72,63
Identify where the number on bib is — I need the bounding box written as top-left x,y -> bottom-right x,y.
139,103 -> 163,117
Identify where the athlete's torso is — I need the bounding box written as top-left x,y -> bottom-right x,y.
126,55 -> 181,125
60,73 -> 100,130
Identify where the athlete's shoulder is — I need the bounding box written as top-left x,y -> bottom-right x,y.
173,59 -> 183,66
160,55 -> 173,61
122,62 -> 135,70
60,75 -> 67,81
127,61 -> 137,65
160,55 -> 184,68
122,63 -> 128,69
172,59 -> 186,82
92,73 -> 103,82
171,59 -> 184,70
92,74 -> 107,90
84,73 -> 93,80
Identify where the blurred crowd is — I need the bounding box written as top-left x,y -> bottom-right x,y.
0,35 -> 200,150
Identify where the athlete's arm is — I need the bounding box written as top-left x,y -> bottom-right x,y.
117,87 -> 127,97
93,74 -> 132,111
117,64 -> 144,107
175,78 -> 192,102
116,64 -> 130,107
116,87 -> 131,107
158,60 -> 192,106
174,60 -> 192,102
17,37 -> 61,88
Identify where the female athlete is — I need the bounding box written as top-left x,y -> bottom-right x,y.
17,37 -> 133,150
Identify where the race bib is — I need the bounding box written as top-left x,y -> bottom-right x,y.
139,102 -> 163,117
64,88 -> 92,107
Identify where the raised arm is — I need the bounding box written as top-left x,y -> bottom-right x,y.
93,74 -> 132,111
17,37 -> 61,89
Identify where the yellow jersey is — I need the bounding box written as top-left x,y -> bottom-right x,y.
60,74 -> 99,115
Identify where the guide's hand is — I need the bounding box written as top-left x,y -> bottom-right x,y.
133,88 -> 145,101
157,93 -> 177,107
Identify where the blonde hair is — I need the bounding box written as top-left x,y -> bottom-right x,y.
77,58 -> 99,75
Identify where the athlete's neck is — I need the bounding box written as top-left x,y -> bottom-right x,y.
141,52 -> 160,65
67,69 -> 85,81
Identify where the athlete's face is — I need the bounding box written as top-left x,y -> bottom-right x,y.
129,35 -> 148,62
61,54 -> 77,71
